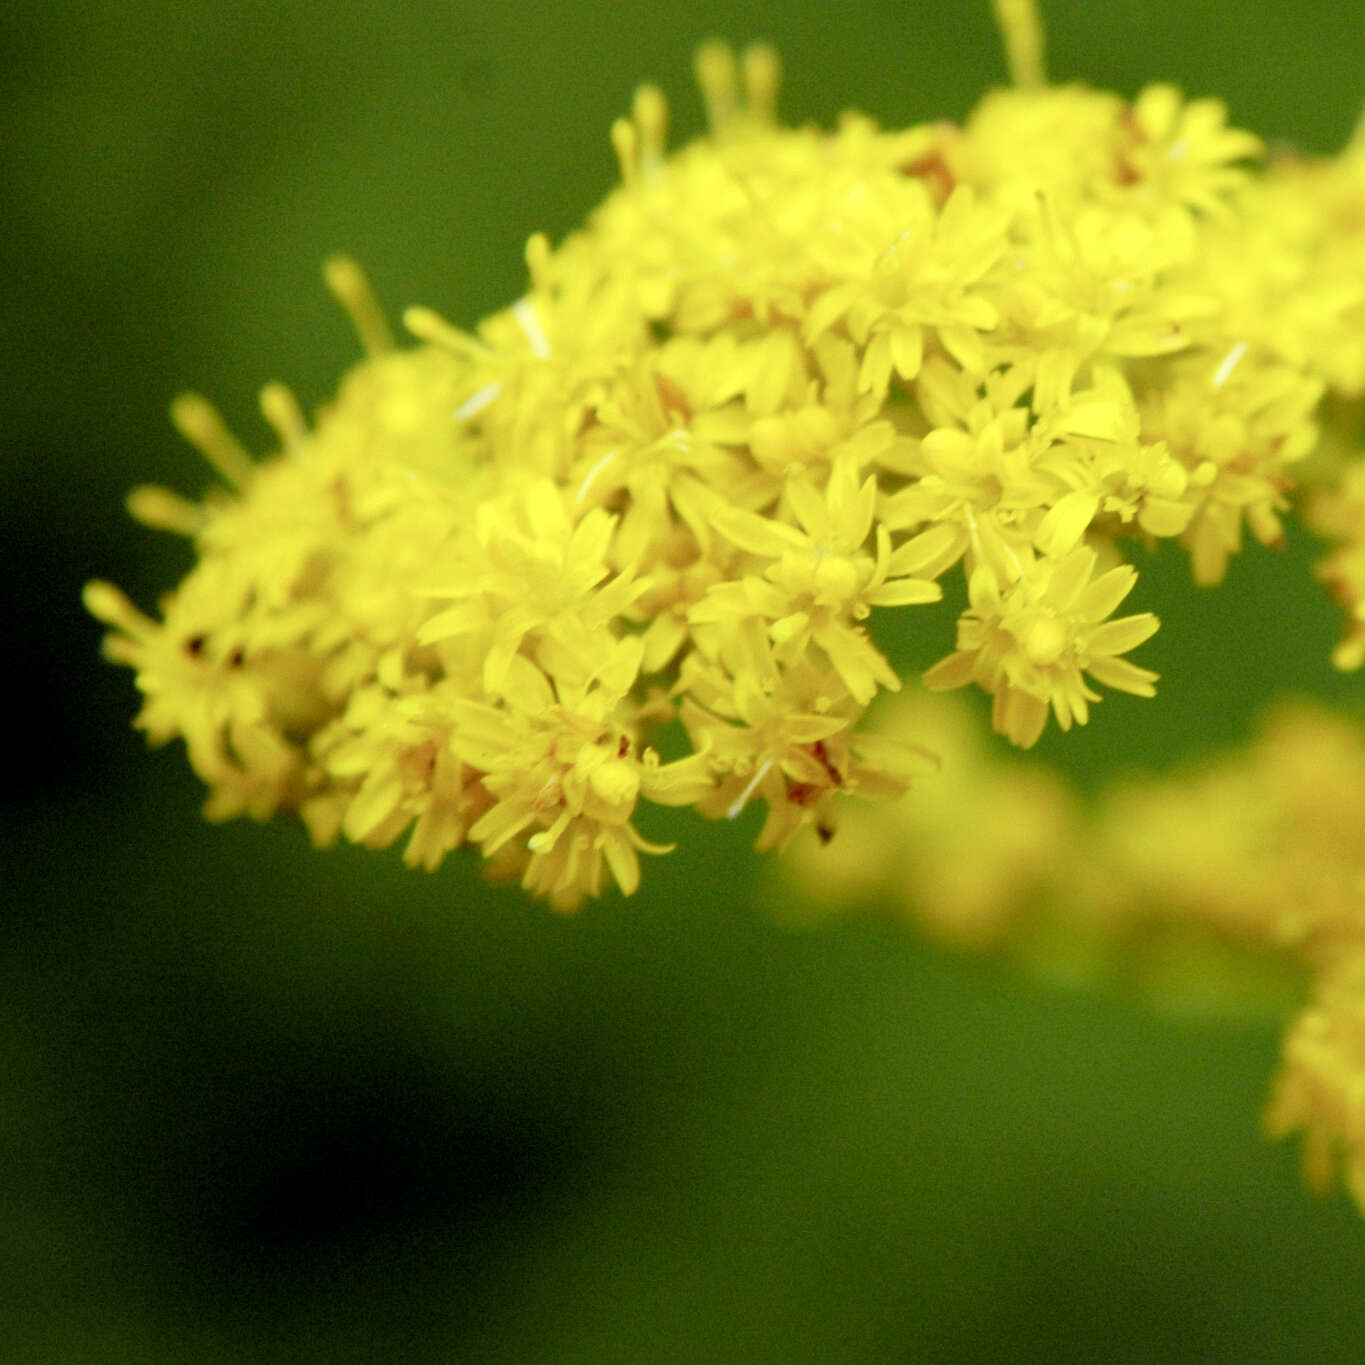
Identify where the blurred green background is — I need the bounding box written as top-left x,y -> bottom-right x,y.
6,0 -> 1365,1360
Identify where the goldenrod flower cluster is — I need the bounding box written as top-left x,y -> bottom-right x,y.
88,6 -> 1364,914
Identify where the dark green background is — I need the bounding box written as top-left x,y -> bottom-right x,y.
6,1 -> 1365,1360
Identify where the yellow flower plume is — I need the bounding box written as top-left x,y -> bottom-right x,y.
88,2 -> 1365,919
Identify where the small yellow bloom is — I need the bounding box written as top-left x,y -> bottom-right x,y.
924,544 -> 1158,747
697,459 -> 944,703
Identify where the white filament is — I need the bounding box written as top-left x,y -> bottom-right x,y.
727,759 -> 773,819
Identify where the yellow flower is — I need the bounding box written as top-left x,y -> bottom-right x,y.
803,184 -> 1008,395
1119,84 -> 1263,221
445,643 -> 707,910
83,567 -> 322,818
680,657 -> 934,851
1140,351 -> 1323,584
694,458 -> 947,703
924,543 -> 1159,747
416,478 -> 645,697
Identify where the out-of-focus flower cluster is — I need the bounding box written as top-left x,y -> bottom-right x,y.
780,690 -> 1365,1215
88,12 -> 1364,911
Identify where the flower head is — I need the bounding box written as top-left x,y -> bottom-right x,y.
923,543 -> 1158,747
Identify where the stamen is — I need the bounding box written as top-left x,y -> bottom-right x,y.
513,297 -> 550,358
1212,340 -> 1248,389
125,485 -> 206,536
403,306 -> 488,358
259,381 -> 308,447
528,808 -> 572,853
576,449 -> 618,504
610,116 -> 640,189
993,0 -> 1046,89
965,503 -> 1027,581
694,40 -> 738,132
741,43 -> 781,123
322,255 -> 395,356
524,232 -> 552,290
454,384 -> 501,421
632,84 -> 669,174
82,580 -> 156,640
963,503 -> 985,561
169,392 -> 256,488
727,758 -> 773,819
